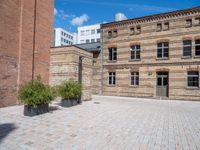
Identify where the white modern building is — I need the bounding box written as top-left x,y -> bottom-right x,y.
53,28 -> 74,47
77,24 -> 101,44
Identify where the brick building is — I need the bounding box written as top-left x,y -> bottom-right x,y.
99,7 -> 200,100
0,0 -> 54,107
50,45 -> 93,101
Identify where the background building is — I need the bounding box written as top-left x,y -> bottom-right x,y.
0,0 -> 54,107
77,24 -> 101,44
53,28 -> 74,46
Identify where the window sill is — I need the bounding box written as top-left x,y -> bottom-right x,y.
186,87 -> 199,90
194,55 -> 200,58
107,85 -> 116,87
129,59 -> 141,62
181,56 -> 192,59
129,85 -> 139,88
107,60 -> 117,63
156,57 -> 169,60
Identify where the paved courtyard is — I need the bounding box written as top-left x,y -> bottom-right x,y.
0,95 -> 200,150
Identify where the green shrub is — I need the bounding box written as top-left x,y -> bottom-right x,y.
59,80 -> 82,100
18,77 -> 56,107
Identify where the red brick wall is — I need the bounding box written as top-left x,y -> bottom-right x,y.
0,0 -> 54,107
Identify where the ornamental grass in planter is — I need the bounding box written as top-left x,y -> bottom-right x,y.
18,77 -> 56,116
58,80 -> 82,107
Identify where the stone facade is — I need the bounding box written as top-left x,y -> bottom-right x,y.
50,46 -> 93,101
0,0 -> 54,107
100,7 -> 200,100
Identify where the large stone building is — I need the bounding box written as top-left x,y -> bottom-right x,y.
100,7 -> 200,100
0,0 -> 54,107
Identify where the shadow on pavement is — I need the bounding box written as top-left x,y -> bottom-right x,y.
0,123 -> 16,143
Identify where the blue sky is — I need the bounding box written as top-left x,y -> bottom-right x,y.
54,0 -> 200,32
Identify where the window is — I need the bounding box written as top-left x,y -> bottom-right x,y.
109,72 -> 116,85
131,72 -> 139,86
187,71 -> 199,87
61,31 -> 64,35
80,31 -> 85,36
113,30 -> 118,37
61,37 -> 63,42
157,23 -> 162,31
81,40 -> 84,43
157,42 -> 169,58
108,47 -> 117,61
97,29 -> 101,33
130,27 -> 135,35
164,22 -> 169,30
86,39 -> 90,43
136,26 -> 141,34
130,45 -> 140,60
108,31 -> 112,38
195,17 -> 200,25
91,29 -> 95,35
91,39 -> 95,43
186,19 -> 192,27
183,40 -> 192,57
86,30 -> 90,35
96,38 -> 100,42
195,39 -> 200,56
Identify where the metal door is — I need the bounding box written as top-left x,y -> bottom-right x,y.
156,72 -> 168,97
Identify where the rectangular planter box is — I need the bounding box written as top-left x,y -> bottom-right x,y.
24,103 -> 49,116
61,99 -> 78,107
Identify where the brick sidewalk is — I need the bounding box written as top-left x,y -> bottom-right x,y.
0,95 -> 200,150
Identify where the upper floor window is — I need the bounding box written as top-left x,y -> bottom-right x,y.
156,23 -> 162,31
86,30 -> 90,35
130,27 -> 135,35
188,71 -> 199,87
61,37 -> 64,42
136,26 -> 141,34
80,40 -> 84,43
96,38 -> 100,42
108,31 -> 112,38
108,47 -> 117,61
113,30 -> 118,37
86,39 -> 90,43
157,42 -> 169,58
80,31 -> 85,36
183,40 -> 192,57
164,22 -> 169,30
131,72 -> 139,86
186,19 -> 192,27
130,45 -> 140,60
61,31 -> 64,35
195,17 -> 200,25
97,29 -> 101,33
91,29 -> 95,35
109,72 -> 116,85
91,39 -> 95,43
195,39 -> 200,56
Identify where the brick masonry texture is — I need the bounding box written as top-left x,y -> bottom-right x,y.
100,7 -> 200,100
50,46 -> 93,101
0,0 -> 54,107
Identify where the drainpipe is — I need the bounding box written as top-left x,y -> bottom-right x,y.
78,56 -> 83,103
100,25 -> 104,95
32,0 -> 37,81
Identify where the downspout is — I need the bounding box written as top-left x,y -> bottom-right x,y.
32,0 -> 37,81
100,25 -> 104,95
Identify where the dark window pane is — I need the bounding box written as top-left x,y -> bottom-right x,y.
163,77 -> 168,86
183,46 -> 192,56
158,43 -> 162,48
157,77 -> 162,86
164,42 -> 169,47
188,71 -> 198,76
183,40 -> 192,45
195,39 -> 200,45
195,45 -> 200,56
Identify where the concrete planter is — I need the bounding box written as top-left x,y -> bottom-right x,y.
61,99 -> 78,107
24,103 -> 49,116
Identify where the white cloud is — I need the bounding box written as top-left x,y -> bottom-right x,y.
54,8 -> 58,16
70,14 -> 89,26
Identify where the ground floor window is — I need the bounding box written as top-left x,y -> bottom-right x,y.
187,71 -> 199,87
131,72 -> 139,86
109,72 -> 116,85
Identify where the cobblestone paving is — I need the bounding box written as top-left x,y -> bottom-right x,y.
1,95 -> 200,150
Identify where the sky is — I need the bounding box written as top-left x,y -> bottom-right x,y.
54,0 -> 200,33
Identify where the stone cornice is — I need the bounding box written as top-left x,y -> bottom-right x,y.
101,6 -> 200,28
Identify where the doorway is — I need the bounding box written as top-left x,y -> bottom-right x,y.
156,72 -> 169,98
